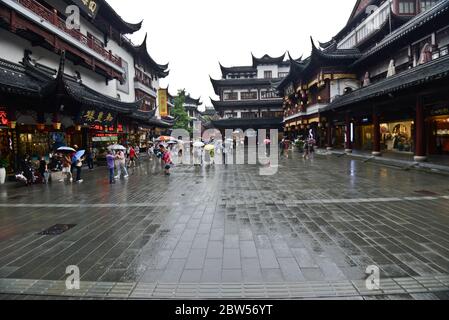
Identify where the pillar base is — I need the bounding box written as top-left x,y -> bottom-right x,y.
326,147 -> 333,151
372,151 -> 382,157
414,156 -> 427,162
345,149 -> 353,154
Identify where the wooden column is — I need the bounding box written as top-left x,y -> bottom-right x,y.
372,108 -> 381,156
345,113 -> 352,153
326,116 -> 333,150
414,96 -> 427,162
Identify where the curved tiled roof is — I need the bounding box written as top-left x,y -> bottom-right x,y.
323,53 -> 449,111
126,34 -> 169,78
252,53 -> 286,66
0,58 -> 43,97
219,64 -> 257,77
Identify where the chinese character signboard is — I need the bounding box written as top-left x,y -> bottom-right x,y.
72,0 -> 100,19
81,109 -> 116,126
0,109 -> 9,127
158,89 -> 168,117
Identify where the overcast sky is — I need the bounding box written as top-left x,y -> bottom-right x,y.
108,0 -> 355,109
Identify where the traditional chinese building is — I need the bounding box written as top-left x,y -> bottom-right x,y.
0,0 -> 171,173
210,53 -> 289,135
183,94 -> 202,128
277,0 -> 449,161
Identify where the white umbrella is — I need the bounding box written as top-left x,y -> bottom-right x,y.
193,141 -> 205,147
57,146 -> 76,153
108,144 -> 126,151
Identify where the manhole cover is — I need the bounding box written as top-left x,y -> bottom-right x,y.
414,190 -> 439,196
38,224 -> 77,236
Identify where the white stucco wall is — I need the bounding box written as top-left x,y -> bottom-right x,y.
6,0 -> 137,102
257,65 -> 278,79
330,79 -> 360,102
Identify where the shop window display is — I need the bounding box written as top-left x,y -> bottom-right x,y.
434,117 -> 449,154
380,121 -> 414,152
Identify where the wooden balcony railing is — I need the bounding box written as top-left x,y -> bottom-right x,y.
16,0 -> 122,68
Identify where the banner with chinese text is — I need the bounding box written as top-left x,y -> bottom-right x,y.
158,89 -> 168,117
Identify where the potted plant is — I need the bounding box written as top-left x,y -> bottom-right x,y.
0,158 -> 9,185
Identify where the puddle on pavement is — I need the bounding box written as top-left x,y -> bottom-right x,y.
414,190 -> 439,196
38,224 -> 77,236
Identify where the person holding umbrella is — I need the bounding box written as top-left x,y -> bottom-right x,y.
72,149 -> 85,183
106,150 -> 116,184
115,148 -> 129,179
57,147 -> 76,183
160,145 -> 173,176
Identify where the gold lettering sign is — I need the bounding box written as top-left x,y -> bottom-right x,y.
74,0 -> 100,18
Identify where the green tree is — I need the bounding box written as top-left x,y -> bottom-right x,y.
172,89 -> 192,135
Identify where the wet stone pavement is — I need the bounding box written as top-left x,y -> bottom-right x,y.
1,151 -> 449,299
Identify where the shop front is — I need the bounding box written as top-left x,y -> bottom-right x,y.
90,123 -> 123,163
428,106 -> 449,155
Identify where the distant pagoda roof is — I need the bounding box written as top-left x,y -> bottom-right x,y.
184,94 -> 202,106
219,64 -> 257,77
252,53 -> 286,67
200,107 -> 218,117
123,34 -> 169,78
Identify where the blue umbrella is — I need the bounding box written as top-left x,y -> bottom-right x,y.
73,150 -> 85,161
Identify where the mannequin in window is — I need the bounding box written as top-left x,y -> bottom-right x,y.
418,43 -> 432,65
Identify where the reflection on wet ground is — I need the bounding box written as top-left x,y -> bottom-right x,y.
0,151 -> 449,299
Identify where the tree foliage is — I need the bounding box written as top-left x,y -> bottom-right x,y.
172,89 -> 192,135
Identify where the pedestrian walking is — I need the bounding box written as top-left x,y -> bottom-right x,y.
106,150 -> 116,184
279,139 -> 285,158
193,146 -> 202,166
38,156 -> 50,184
161,146 -> 173,176
128,146 -> 136,168
86,148 -> 95,170
62,154 -> 72,183
147,143 -> 155,160
72,153 -> 84,183
115,149 -> 129,179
